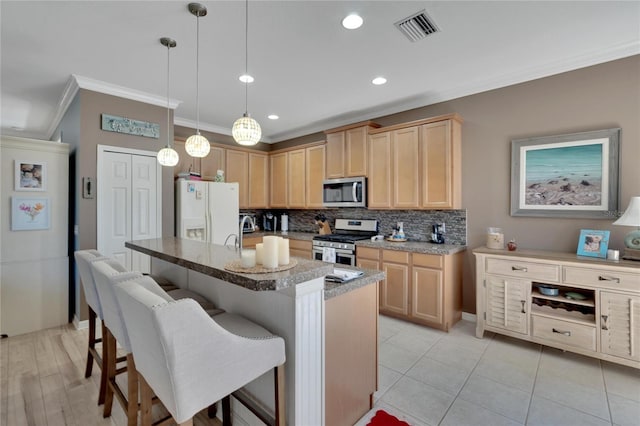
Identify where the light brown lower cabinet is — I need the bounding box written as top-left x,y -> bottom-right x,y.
288,238 -> 312,259
325,283 -> 378,426
356,246 -> 463,331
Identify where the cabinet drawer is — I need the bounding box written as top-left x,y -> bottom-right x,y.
564,266 -> 640,292
382,249 -> 409,264
486,258 -> 559,282
532,315 -> 596,351
357,247 -> 380,261
413,253 -> 442,269
288,239 -> 311,251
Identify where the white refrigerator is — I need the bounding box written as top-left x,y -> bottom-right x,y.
175,180 -> 239,245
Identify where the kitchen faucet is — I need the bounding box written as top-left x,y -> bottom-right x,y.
239,215 -> 255,252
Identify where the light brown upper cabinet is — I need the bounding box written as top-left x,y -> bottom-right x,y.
200,146 -> 226,180
288,148 -> 306,208
368,113 -> 462,210
305,144 -> 326,208
248,152 -> 269,208
270,151 -> 288,208
225,149 -> 249,208
324,121 -> 380,178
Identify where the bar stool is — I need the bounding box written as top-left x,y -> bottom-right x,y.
74,250 -> 128,405
114,278 -> 287,426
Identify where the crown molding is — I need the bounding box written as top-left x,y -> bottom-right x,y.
268,40 -> 640,142
46,74 -> 182,139
174,117 -> 274,144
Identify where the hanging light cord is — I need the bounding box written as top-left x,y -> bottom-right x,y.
166,42 -> 171,148
244,0 -> 249,115
196,11 -> 201,133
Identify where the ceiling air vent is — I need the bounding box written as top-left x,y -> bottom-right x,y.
395,10 -> 439,42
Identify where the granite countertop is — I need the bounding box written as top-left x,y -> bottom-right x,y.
126,237 -> 384,298
323,266 -> 385,300
244,231 -> 316,241
126,237 -> 333,292
356,239 -> 467,255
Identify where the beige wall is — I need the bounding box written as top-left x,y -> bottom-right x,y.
275,55 -> 640,313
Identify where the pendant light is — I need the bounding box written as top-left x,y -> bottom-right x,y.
157,37 -> 180,167
185,3 -> 210,158
232,0 -> 261,146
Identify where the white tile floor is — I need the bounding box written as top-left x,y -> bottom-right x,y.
354,316 -> 640,426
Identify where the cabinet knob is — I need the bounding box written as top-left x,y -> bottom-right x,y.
598,275 -> 620,283
512,266 -> 528,272
521,300 -> 526,313
552,328 -> 571,336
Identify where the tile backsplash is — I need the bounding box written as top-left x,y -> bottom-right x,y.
242,208 -> 467,245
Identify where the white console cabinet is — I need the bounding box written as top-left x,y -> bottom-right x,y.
474,248 -> 640,369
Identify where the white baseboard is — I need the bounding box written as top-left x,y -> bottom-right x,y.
73,315 -> 88,330
462,312 -> 477,322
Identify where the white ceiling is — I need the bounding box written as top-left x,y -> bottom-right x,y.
2,1 -> 639,143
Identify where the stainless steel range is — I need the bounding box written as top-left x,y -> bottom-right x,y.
312,219 -> 378,266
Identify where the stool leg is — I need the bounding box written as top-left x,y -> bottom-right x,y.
139,374 -> 154,426
275,365 -> 286,426
126,354 -> 138,426
85,308 -> 97,379
102,329 -> 116,418
98,321 -> 109,406
222,395 -> 232,426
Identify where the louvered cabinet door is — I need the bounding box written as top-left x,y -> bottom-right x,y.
600,292 -> 640,362
485,275 -> 529,335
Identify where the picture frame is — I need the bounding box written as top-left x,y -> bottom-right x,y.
510,128 -> 620,219
576,229 -> 610,258
15,160 -> 46,191
11,197 -> 50,231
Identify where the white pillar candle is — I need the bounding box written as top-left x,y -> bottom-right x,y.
278,237 -> 290,266
255,243 -> 264,265
262,236 -> 279,269
241,250 -> 256,268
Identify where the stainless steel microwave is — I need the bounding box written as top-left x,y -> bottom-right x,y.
322,177 -> 367,208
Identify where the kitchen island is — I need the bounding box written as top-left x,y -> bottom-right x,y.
126,237 -> 384,426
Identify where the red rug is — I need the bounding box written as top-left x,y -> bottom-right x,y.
367,409 -> 411,426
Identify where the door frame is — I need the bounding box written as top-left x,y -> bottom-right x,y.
96,145 -> 163,257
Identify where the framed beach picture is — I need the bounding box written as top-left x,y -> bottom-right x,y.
11,197 -> 50,231
510,128 -> 620,219
576,229 -> 610,258
15,160 -> 46,191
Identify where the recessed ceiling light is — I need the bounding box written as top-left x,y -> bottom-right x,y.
342,14 -> 363,30
268,114 -> 279,120
372,77 -> 387,85
239,74 -> 254,83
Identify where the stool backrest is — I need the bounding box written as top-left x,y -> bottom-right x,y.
74,250 -> 111,318
91,259 -> 142,351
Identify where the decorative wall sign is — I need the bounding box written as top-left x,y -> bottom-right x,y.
511,128 -> 620,219
11,197 -> 50,231
101,113 -> 160,139
15,160 -> 46,191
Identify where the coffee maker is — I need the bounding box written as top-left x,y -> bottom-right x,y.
263,212 -> 278,232
431,223 -> 445,244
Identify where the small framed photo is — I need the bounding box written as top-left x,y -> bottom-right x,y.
11,197 -> 50,231
15,160 -> 46,191
576,229 -> 610,258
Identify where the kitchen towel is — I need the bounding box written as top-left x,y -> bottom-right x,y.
325,268 -> 364,283
322,247 -> 336,263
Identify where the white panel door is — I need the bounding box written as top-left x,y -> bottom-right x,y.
102,151 -> 132,268
98,147 -> 161,273
131,155 -> 157,272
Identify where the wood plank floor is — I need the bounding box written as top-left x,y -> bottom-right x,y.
0,324 -> 222,426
